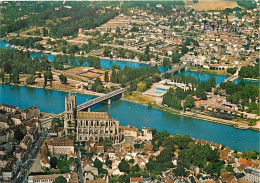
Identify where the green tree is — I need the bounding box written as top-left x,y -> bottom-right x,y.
99,138 -> 112,151
227,68 -> 236,75
68,45 -> 79,54
110,69 -> 118,83
0,72 -> 4,83
14,128 -> 24,141
163,58 -> 171,67
118,159 -> 129,173
54,176 -> 67,183
104,71 -> 109,82
137,82 -> 147,92
87,56 -> 101,69
26,75 -> 35,85
69,54 -> 76,65
53,55 -> 64,70
195,88 -> 207,100
174,165 -> 187,177
172,51 -> 181,63
42,27 -> 48,37
91,78 -> 104,92
50,157 -> 58,169
52,118 -> 63,127
43,71 -> 53,87
94,158 -> 103,171
156,148 -> 173,163
12,69 -> 19,84
184,94 -> 195,109
131,164 -> 140,173
144,45 -> 150,61
59,75 -> 67,84
78,56 -> 85,66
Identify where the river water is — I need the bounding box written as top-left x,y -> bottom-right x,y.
0,40 -> 259,151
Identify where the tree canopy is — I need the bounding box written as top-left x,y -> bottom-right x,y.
54,176 -> 67,183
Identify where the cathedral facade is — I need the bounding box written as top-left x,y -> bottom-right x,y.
64,93 -> 122,143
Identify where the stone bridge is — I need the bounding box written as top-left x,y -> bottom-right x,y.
161,62 -> 191,76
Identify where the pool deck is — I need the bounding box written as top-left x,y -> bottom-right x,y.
144,83 -> 170,98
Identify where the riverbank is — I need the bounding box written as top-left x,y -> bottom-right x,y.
3,80 -> 252,130
0,81 -> 104,98
188,66 -> 229,76
4,41 -> 155,66
123,92 -> 259,131
242,78 -> 259,81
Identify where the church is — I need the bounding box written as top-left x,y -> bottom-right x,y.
63,93 -> 122,143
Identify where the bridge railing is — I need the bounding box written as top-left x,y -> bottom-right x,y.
77,88 -> 127,110
41,88 -> 127,125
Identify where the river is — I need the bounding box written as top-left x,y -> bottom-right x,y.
0,84 -> 259,152
1,40 -> 259,86
0,40 -> 259,151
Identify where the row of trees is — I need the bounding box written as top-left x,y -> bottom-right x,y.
163,75 -> 216,110
239,64 -> 259,79
49,155 -> 76,173
110,65 -> 161,91
218,81 -> 259,114
0,48 -> 51,84
146,129 -> 226,178
163,88 -> 195,110
53,54 -> 101,70
9,37 -> 43,49
1,2 -> 119,38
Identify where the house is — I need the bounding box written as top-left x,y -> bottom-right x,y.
69,162 -> 75,171
120,125 -> 139,137
15,147 -> 26,163
11,113 -> 22,125
0,104 -> 19,113
1,158 -> 19,181
44,139 -> 74,156
82,160 -> 98,180
96,145 -> 104,154
138,127 -> 152,141
130,176 -> 143,183
28,172 -> 78,183
49,123 -> 63,137
0,115 -> 9,129
20,135 -> 32,151
26,124 -> 40,142
40,143 -> 50,169
86,180 -> 107,183
21,106 -> 40,120
242,168 -> 260,182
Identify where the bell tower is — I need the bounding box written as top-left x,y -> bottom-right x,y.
64,93 -> 77,138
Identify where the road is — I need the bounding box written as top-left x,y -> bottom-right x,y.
76,146 -> 84,183
14,129 -> 49,183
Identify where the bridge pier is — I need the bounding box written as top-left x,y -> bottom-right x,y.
77,88 -> 127,111
88,108 -> 91,112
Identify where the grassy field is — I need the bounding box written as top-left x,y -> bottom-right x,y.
123,91 -> 155,105
193,0 -> 238,11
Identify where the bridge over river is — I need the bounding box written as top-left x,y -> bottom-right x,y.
161,62 -> 191,76
40,88 -> 127,127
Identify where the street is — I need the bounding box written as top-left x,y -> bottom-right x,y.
13,129 -> 49,183
76,145 -> 84,183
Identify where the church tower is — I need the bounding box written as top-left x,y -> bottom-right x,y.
64,93 -> 77,138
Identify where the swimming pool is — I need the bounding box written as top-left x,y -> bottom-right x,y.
156,88 -> 168,91
152,90 -> 163,94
